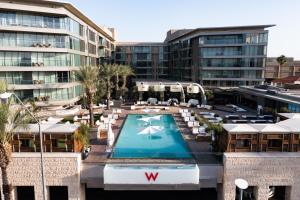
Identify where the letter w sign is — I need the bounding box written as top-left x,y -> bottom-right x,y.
145,172 -> 159,182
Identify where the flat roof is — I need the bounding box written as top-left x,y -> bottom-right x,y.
7,0 -> 115,41
14,123 -> 79,134
167,24 -> 275,42
223,124 -> 258,133
223,118 -> 300,134
237,86 -> 300,106
116,42 -> 165,46
277,113 -> 300,119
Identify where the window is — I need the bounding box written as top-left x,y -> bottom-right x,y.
268,139 -> 282,149
49,186 -> 68,200
20,139 -> 34,148
88,30 -> 96,42
17,186 -> 35,200
236,139 -> 251,148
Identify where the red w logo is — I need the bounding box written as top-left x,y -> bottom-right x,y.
145,172 -> 159,182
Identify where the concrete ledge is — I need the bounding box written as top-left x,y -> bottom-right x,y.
224,152 -> 300,158
12,152 -> 81,158
104,184 -> 201,191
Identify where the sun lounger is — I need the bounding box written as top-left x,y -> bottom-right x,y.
184,117 -> 190,122
186,112 -> 191,117
179,109 -> 183,113
117,109 -> 122,114
180,102 -> 187,107
199,127 -> 206,134
199,112 -> 211,115
190,116 -> 195,122
192,127 -> 199,135
183,109 -> 189,113
193,121 -> 200,127
103,118 -> 109,124
113,114 -> 119,120
108,114 -> 113,119
130,105 -> 136,110
188,121 -> 194,127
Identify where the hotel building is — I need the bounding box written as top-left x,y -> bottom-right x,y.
115,42 -> 168,80
116,25 -> 273,87
0,0 -> 116,106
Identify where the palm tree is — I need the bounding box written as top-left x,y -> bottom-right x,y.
74,123 -> 90,148
100,64 -> 118,109
0,80 -> 7,93
76,66 -> 99,126
0,98 -> 30,200
276,55 -> 288,78
118,65 -> 135,98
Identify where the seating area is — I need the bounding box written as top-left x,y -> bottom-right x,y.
178,108 -> 212,138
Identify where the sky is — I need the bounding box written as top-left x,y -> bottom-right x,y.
65,0 -> 300,59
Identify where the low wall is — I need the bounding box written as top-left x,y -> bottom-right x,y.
223,153 -> 300,200
0,153 -> 82,200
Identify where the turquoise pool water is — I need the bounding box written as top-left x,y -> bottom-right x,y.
111,114 -> 192,159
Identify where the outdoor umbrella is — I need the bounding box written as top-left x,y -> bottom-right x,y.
138,126 -> 164,135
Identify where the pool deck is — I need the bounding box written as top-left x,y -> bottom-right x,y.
83,105 -> 234,165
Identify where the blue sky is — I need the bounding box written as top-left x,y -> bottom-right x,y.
66,0 -> 300,59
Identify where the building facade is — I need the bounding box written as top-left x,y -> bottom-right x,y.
116,26 -> 273,88
265,57 -> 300,83
0,0 -> 116,106
166,26 -> 272,87
115,42 -> 168,80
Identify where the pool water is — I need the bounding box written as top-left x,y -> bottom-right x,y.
111,114 -> 192,159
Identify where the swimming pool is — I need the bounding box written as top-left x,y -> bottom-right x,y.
111,114 -> 192,159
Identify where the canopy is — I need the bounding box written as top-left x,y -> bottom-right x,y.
107,123 -> 115,147
142,108 -> 160,113
137,115 -> 162,123
138,126 -> 164,135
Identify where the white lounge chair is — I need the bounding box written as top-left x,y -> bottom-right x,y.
199,127 -> 206,134
113,114 -> 119,120
103,118 -> 109,124
193,121 -> 200,127
186,112 -> 191,117
131,105 -> 136,110
117,109 -> 122,114
179,109 -> 183,113
192,127 -> 199,135
181,112 -> 187,117
184,117 -> 190,122
188,121 -> 194,128
183,109 -> 188,113
108,114 -> 113,119
190,116 -> 195,122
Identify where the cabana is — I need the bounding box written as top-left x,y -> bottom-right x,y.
12,123 -> 81,153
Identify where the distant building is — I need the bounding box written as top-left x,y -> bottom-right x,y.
116,25 -> 274,88
265,57 -> 300,83
115,42 -> 168,80
235,85 -> 300,113
271,76 -> 300,87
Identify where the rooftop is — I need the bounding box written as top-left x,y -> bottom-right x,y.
165,24 -> 275,42
237,86 -> 300,106
2,0 -> 115,41
224,116 -> 300,134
